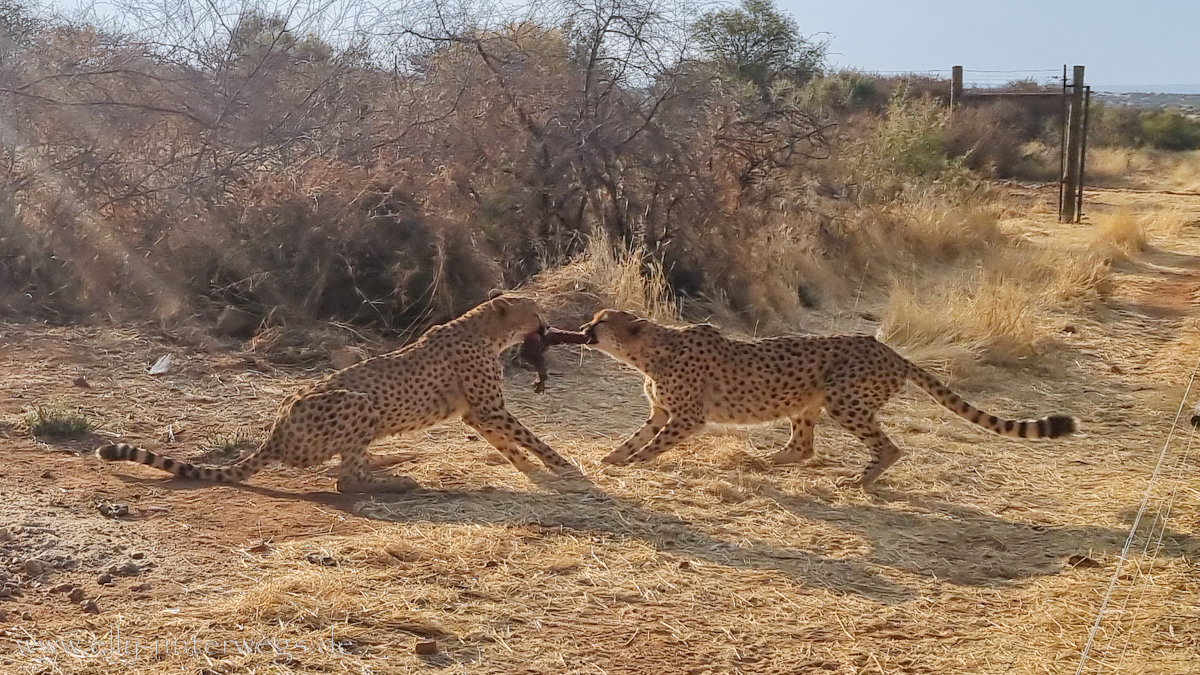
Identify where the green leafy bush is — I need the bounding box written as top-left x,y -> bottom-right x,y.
1140,109 -> 1200,151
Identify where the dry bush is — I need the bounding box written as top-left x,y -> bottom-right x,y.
945,104 -> 1026,177
0,192 -> 81,318
0,0 -> 1110,375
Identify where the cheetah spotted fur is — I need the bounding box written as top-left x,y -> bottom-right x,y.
96,296 -> 578,493
580,309 -> 1077,487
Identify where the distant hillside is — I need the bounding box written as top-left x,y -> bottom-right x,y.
1096,84 -> 1200,95
1094,89 -> 1200,113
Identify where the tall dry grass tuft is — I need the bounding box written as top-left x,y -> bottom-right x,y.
877,201 -> 1115,372
880,273 -> 1040,370
1033,249 -> 1114,311
1088,209 -> 1149,260
1165,151 -> 1200,192
1142,208 -> 1189,240
525,235 -> 677,325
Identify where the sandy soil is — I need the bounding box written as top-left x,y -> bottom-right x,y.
3,186 -> 1200,674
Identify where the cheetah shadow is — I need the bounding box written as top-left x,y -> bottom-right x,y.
111,470 -> 912,603
754,484 -> 1200,586
314,483 -> 917,604
113,470 -> 1189,599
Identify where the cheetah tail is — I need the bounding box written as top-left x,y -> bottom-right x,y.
95,442 -> 266,483
905,364 -> 1077,439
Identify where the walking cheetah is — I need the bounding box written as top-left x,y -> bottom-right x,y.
96,296 -> 579,493
577,309 -> 1076,487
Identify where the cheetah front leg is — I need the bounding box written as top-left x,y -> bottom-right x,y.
462,408 -> 579,476
620,408 -> 705,465
771,415 -> 818,465
771,400 -> 823,465
602,405 -> 669,464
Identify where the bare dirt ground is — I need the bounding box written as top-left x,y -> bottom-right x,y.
4,186 -> 1200,674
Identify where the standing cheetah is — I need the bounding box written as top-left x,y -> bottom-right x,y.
96,296 -> 579,493
577,309 -> 1076,487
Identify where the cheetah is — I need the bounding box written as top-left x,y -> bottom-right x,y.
96,295 -> 579,493
577,309 -> 1077,487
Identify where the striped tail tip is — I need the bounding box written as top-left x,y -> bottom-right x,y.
96,443 -> 128,461
1045,415 -> 1077,438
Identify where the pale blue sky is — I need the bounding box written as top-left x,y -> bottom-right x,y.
778,0 -> 1200,90
43,0 -> 1199,90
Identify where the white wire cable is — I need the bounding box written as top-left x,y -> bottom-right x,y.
1074,350 -> 1200,674
1107,415 -> 1198,672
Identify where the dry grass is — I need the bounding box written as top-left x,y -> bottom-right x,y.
1089,209 -> 1150,260
14,332 -> 1199,675
1088,147 -> 1154,185
1164,151 -> 1200,192
526,234 -> 678,325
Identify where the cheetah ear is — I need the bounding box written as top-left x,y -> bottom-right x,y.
490,294 -> 514,317
628,318 -> 647,337
488,289 -> 505,300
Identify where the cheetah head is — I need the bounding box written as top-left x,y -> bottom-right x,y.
486,294 -> 547,348
579,309 -> 651,365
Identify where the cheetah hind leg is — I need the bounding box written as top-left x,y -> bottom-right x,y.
336,449 -> 420,494
312,395 -> 419,494
830,429 -> 905,490
365,452 -> 416,469
825,404 -> 905,489
603,405 -> 669,465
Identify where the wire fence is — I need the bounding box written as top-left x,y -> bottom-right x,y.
1074,351 -> 1200,674
962,68 -> 1064,88
860,68 -> 1066,89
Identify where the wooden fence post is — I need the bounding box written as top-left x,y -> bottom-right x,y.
1060,65 -> 1085,223
950,66 -> 963,109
